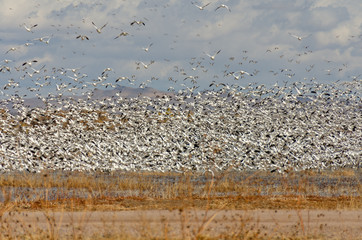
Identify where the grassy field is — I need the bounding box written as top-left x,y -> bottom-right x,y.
0,169 -> 361,239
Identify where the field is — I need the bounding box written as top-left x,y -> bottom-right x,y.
0,169 -> 361,239
1,1 -> 362,239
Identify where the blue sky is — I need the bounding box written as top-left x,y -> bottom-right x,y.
1,0 -> 362,97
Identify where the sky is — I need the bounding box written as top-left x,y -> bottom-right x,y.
1,0 -> 362,97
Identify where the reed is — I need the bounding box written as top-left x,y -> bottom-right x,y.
0,169 -> 360,239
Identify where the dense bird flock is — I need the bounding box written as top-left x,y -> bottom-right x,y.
0,1 -> 361,173
0,80 -> 360,173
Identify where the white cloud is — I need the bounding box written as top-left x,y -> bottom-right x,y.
1,0 -> 362,97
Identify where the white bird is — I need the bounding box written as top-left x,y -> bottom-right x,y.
114,32 -> 129,39
76,35 -> 89,40
204,50 -> 221,60
102,67 -> 113,75
33,36 -> 52,44
136,61 -> 154,69
184,75 -> 198,81
23,23 -> 38,32
2,59 -> 12,64
239,70 -> 252,76
215,4 -> 231,12
115,76 -> 129,82
288,33 -> 311,41
22,60 -> 38,66
92,22 -> 108,33
5,47 -> 16,54
130,20 -> 145,26
142,43 -> 153,52
228,70 -> 252,80
30,65 -> 46,74
193,2 -> 211,10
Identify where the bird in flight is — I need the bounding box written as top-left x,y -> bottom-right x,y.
136,60 -> 154,69
288,33 -> 311,41
131,20 -> 145,26
142,43 -> 153,52
23,23 -> 38,32
76,35 -> 89,40
5,47 -> 17,54
22,60 -> 38,66
114,31 -> 130,39
33,35 -> 52,44
215,4 -> 231,12
204,50 -> 221,60
239,70 -> 252,76
193,2 -> 211,10
92,22 -> 108,33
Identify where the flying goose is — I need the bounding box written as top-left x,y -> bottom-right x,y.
92,22 -> 108,33
204,49 -> 221,60
215,4 -> 231,12
288,32 -> 311,41
193,2 -> 211,10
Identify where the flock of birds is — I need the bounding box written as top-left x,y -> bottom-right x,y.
0,1 -> 361,173
0,80 -> 360,173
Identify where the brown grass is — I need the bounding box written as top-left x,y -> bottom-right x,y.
0,169 -> 360,239
0,169 -> 361,211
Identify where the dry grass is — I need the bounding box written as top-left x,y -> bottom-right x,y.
0,169 -> 361,239
0,169 -> 361,211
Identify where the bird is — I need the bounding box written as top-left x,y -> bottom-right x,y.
204,50 -> 221,60
92,22 -> 108,33
76,35 -> 89,40
288,33 -> 311,41
184,75 -> 198,81
0,66 -> 11,73
102,67 -> 113,75
193,2 -> 211,10
115,76 -> 129,82
114,32 -> 129,39
142,43 -> 153,52
136,61 -> 154,69
22,23 -> 38,32
22,60 -> 38,67
239,70 -> 252,76
5,47 -> 17,54
215,4 -> 231,12
130,20 -> 145,26
32,36 -> 52,44
1,59 -> 12,64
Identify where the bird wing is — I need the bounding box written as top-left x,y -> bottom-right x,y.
91,22 -> 98,29
100,23 -> 108,30
203,2 -> 211,8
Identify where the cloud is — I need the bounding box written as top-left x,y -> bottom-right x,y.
298,6 -> 350,31
1,0 -> 362,97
